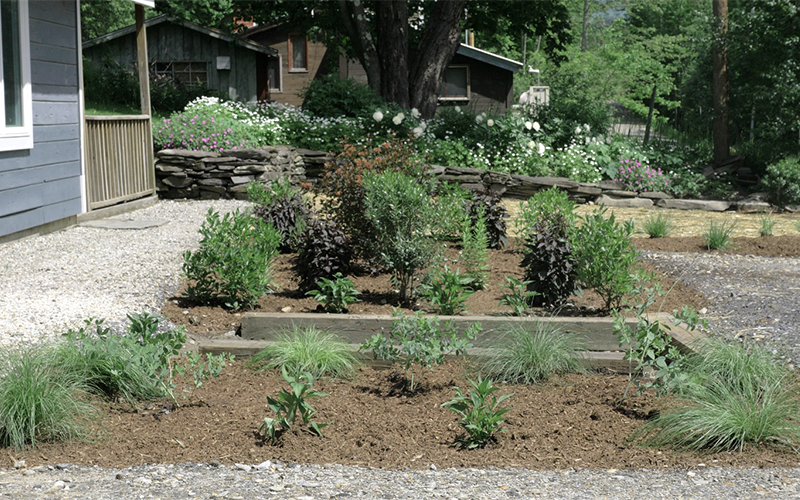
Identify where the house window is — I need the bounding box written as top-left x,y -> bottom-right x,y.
267,56 -> 281,92
288,34 -> 307,72
153,62 -> 208,86
439,65 -> 470,101
0,0 -> 32,152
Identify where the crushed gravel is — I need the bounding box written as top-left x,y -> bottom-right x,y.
1,199 -> 799,498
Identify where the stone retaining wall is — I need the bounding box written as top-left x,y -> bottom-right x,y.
154,147 -> 771,212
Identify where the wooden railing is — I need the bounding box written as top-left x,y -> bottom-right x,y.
84,115 -> 155,210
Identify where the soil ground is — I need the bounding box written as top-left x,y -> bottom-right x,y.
13,359 -> 800,470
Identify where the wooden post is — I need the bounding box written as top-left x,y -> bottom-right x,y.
135,5 -> 150,116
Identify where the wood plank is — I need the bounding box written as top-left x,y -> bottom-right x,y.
241,312 -> 642,352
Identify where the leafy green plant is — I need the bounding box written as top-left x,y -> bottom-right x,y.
259,367 -> 330,444
306,273 -> 361,313
360,311 -> 480,391
498,277 -> 539,316
459,206 -> 490,289
442,377 -> 513,449
762,156 -> 800,206
481,322 -> 584,384
174,352 -> 234,404
515,187 -> 576,237
521,214 -> 579,309
300,74 -> 385,119
183,208 -> 281,309
702,219 -> 737,250
363,171 -> 439,302
295,217 -> 353,292
633,339 -> 800,452
641,212 -> 674,238
431,183 -> 472,241
420,266 -> 475,315
758,211 -> 776,237
0,345 -> 97,448
248,326 -> 359,380
572,208 -> 639,311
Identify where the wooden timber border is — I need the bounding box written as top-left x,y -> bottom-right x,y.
196,312 -> 706,374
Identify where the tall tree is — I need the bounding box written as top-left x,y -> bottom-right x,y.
238,1 -> 571,117
711,0 -> 730,164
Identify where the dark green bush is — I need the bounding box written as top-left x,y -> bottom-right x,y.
83,58 -> 139,109
295,217 -> 353,292
301,75 -> 385,119
762,156 -> 800,206
252,186 -> 311,253
463,189 -> 509,249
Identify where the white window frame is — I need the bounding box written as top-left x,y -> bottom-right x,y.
438,65 -> 470,102
288,33 -> 308,73
0,0 -> 33,152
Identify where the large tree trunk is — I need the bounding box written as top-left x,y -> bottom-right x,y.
376,1 -> 409,108
712,0 -> 730,164
409,0 -> 466,118
338,0 -> 381,95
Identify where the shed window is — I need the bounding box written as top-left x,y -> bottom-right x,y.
289,34 -> 307,71
268,56 -> 281,92
154,62 -> 208,86
0,0 -> 32,151
439,65 -> 469,101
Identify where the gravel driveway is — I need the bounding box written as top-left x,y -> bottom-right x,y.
1,199 -> 799,498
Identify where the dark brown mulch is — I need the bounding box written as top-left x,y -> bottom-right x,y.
162,238 -> 705,338
634,235 -> 800,257
13,360 -> 800,470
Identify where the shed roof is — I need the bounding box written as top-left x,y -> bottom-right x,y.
82,15 -> 278,56
456,44 -> 522,73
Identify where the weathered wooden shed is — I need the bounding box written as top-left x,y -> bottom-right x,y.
82,15 -> 278,103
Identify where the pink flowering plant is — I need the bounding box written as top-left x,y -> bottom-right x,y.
153,97 -> 283,153
614,157 -> 674,194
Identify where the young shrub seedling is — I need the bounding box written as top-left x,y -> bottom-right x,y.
306,273 -> 361,313
420,266 -> 475,315
498,277 -> 539,316
442,377 -> 513,449
259,367 -> 329,444
459,207 -> 490,289
359,311 -> 480,392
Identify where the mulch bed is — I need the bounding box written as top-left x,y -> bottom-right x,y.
13,359 -> 800,470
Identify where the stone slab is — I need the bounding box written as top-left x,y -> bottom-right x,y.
657,199 -> 731,211
595,194 -> 653,208
79,219 -> 168,230
638,191 -> 671,200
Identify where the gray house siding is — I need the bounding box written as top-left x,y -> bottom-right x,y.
0,0 -> 82,239
84,21 -> 260,102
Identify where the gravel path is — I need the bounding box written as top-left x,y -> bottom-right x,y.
1,199 -> 799,498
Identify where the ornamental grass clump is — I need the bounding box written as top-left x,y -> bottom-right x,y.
641,212 -> 675,238
482,322 -> 584,385
248,326 -> 359,380
614,157 -> 673,194
758,211 -> 776,237
633,338 -> 800,452
702,219 -> 737,250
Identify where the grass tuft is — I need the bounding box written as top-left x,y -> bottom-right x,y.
641,212 -> 674,238
0,345 -> 97,448
702,219 -> 737,250
481,321 -> 585,384
248,326 -> 359,379
633,338 -> 800,452
758,211 -> 777,237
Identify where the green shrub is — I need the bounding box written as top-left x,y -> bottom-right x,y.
0,345 -> 96,448
459,206 -> 490,289
481,322 -> 584,384
183,209 -> 281,309
634,339 -> 800,452
442,377 -> 513,449
702,219 -> 737,250
306,273 -> 361,313
762,156 -> 800,206
498,277 -> 538,316
301,75 -> 385,119
82,58 -> 139,110
641,212 -> 674,238
259,367 -> 329,444
363,171 -> 439,302
515,187 -> 576,237
420,266 -> 475,315
431,183 -> 472,242
521,214 -> 579,309
572,208 -> 639,311
360,311 -> 480,391
248,326 -> 359,380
